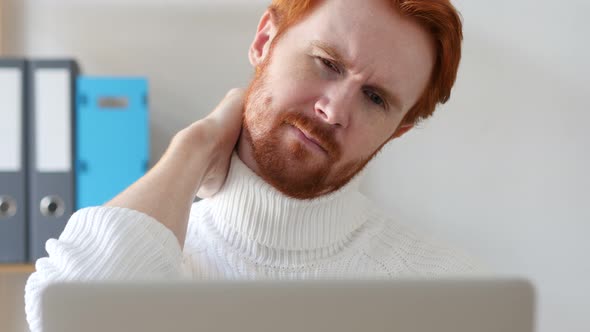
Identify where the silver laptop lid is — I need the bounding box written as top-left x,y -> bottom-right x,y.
41,278 -> 535,332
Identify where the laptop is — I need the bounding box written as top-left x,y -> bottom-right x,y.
41,278 -> 535,332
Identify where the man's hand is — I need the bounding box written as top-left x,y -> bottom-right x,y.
193,88 -> 246,198
105,88 -> 246,247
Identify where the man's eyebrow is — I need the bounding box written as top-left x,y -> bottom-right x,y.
310,40 -> 352,68
309,40 -> 404,112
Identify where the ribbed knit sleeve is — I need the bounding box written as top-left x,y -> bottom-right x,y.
24,206 -> 190,332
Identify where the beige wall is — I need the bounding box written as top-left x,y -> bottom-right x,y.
2,1 -> 264,161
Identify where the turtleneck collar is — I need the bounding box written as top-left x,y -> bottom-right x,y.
205,153 -> 371,264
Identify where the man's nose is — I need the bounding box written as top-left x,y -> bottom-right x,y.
313,82 -> 356,128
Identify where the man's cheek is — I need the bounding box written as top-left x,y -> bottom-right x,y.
274,64 -> 318,96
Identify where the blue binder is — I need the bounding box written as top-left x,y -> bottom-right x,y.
75,76 -> 149,209
0,58 -> 28,263
27,59 -> 79,261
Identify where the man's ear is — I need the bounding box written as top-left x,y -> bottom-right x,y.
390,122 -> 414,140
249,10 -> 278,67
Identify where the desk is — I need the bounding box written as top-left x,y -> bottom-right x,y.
0,0 -> 6,55
0,0 -> 3,54
0,265 -> 34,332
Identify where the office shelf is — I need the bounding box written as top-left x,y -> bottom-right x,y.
0,264 -> 35,273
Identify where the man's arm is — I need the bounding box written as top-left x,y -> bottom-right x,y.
105,88 -> 245,248
24,89 -> 245,332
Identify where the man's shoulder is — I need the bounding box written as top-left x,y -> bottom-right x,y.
361,206 -> 488,276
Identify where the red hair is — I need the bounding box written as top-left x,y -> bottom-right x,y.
268,0 -> 463,125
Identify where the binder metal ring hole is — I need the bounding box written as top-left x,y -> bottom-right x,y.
0,195 -> 17,218
40,196 -> 65,218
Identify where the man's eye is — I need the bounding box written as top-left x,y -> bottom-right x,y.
365,90 -> 385,108
319,57 -> 340,74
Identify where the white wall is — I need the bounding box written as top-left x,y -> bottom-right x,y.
362,1 -> 590,331
3,0 -> 589,331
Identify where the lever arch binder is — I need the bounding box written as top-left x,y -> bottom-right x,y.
76,76 -> 149,209
27,59 -> 79,261
0,58 -> 28,263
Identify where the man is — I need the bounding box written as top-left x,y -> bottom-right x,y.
25,0 -> 482,330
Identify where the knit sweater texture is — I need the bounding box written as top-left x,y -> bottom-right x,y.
24,154 -> 483,331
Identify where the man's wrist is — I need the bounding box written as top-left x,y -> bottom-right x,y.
161,120 -> 216,189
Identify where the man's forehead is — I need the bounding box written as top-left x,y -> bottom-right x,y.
286,0 -> 435,110
291,0 -> 409,74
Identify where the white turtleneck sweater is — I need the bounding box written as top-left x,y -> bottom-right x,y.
25,154 -> 483,331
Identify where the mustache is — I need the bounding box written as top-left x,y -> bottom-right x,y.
282,112 -> 341,159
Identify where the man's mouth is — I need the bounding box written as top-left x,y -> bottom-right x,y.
290,124 -> 328,154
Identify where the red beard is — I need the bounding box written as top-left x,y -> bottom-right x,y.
241,59 -> 380,199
